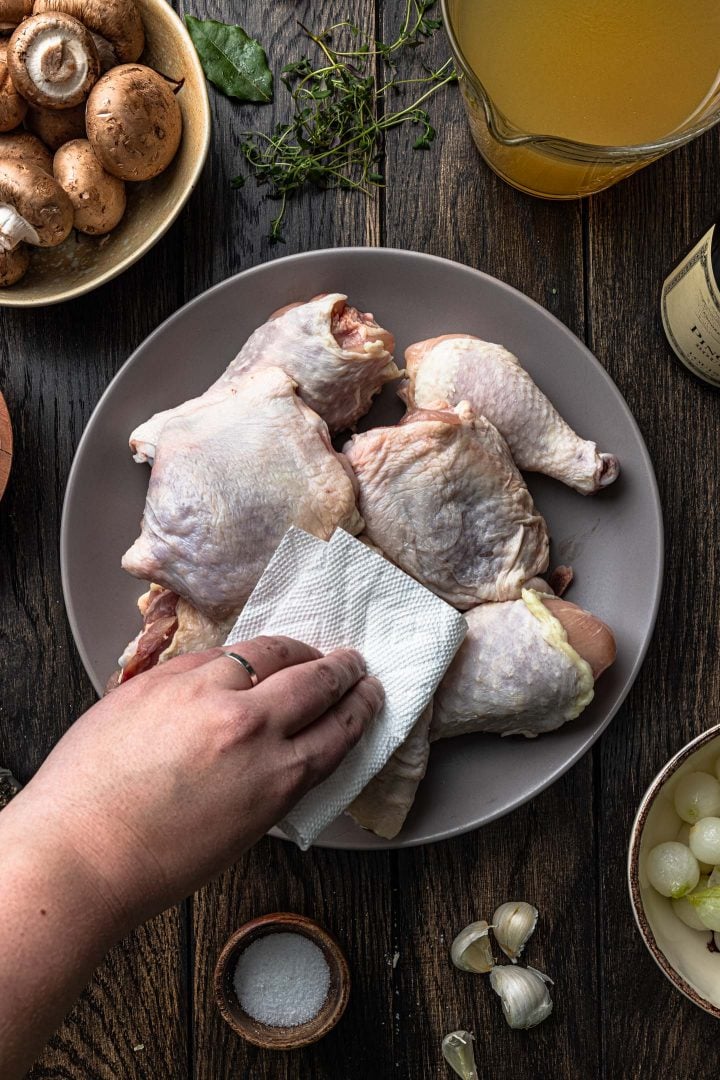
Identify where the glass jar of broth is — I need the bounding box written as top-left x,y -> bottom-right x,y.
441,0 -> 720,199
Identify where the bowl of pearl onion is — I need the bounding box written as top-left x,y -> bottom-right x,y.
629,725 -> 720,1018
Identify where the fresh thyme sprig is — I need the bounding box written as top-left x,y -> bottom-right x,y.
233,0 -> 456,241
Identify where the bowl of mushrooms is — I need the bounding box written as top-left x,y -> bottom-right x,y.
0,0 -> 210,306
629,725 -> 720,1018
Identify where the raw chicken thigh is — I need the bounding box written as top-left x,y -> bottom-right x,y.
130,294 -> 399,463
343,403 -> 549,608
122,367 -> 363,621
403,335 -> 619,494
432,590 -> 616,740
230,294 -> 399,431
110,585 -> 232,687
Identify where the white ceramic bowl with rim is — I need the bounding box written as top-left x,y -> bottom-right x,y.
628,725 -> 720,1018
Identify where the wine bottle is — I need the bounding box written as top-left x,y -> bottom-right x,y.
661,221 -> 720,388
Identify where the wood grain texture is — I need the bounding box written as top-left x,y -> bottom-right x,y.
379,10 -> 599,1078
0,118 -> 189,1080
184,3 -> 393,1079
586,127 -> 720,1079
1,0 -> 718,1077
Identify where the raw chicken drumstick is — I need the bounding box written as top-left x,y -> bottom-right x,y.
348,587 -> 615,839
431,590 -> 617,740
122,367 -> 363,622
343,403 -> 549,609
130,294 -> 399,463
402,335 -> 620,494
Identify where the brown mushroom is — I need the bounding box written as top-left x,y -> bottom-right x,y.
25,99 -> 84,148
32,0 -> 144,64
0,240 -> 28,284
0,0 -> 32,32
53,137 -> 124,234
7,11 -> 99,109
0,43 -> 27,132
0,158 -> 72,248
0,129 -> 51,170
86,64 -> 182,182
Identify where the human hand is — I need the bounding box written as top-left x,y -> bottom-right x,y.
12,637 -> 384,934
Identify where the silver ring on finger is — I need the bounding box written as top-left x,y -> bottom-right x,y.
223,652 -> 259,687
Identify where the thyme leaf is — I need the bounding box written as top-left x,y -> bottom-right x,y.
234,0 -> 456,241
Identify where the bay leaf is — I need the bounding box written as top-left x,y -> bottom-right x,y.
185,15 -> 273,103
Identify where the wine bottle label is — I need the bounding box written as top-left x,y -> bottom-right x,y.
661,225 -> 720,387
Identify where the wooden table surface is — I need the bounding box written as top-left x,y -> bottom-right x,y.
2,1 -> 719,1077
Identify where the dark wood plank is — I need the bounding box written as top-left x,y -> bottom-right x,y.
5,0 -> 719,1075
380,5 -> 600,1077
587,128 -> 720,1078
186,3 -> 395,1078
180,0 -> 380,300
0,135 -> 191,1080
194,845 -> 394,1079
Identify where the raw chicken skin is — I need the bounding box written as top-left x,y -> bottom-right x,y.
130,294 -> 399,462
403,335 -> 619,494
122,367 -> 364,621
431,590 -> 615,740
343,402 -> 549,609
348,702 -> 433,840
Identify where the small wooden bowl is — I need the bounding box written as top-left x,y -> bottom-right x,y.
214,913 -> 350,1050
0,393 -> 12,500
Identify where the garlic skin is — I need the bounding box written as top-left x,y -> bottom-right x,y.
450,920 -> 494,973
491,901 -> 538,962
489,965 -> 553,1030
441,1030 -> 479,1080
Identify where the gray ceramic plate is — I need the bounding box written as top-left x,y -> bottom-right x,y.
61,248 -> 663,849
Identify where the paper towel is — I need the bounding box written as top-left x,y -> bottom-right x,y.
225,527 -> 467,849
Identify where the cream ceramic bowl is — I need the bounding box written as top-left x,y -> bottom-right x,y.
629,726 -> 720,1018
0,0 -> 211,307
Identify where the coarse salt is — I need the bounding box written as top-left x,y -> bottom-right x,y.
233,932 -> 330,1028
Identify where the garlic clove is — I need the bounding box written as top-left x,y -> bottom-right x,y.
491,901 -> 538,962
441,1030 -> 479,1080
489,964 -> 553,1030
450,920 -> 494,974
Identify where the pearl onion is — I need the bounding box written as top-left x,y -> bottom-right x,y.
677,822 -> 714,873
672,884 -> 710,931
688,817 -> 720,866
646,841 -> 700,898
673,772 -> 720,824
